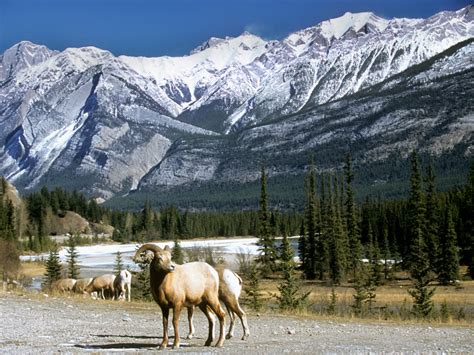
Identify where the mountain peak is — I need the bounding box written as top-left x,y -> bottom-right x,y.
189,32 -> 265,55
319,11 -> 389,39
0,40 -> 57,81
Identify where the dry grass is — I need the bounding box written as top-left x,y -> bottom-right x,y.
20,261 -> 45,278
240,274 -> 474,324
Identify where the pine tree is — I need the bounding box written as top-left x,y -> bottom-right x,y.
381,221 -> 393,281
407,151 -> 428,274
172,238 -> 184,264
43,246 -> 62,289
424,163 -> 439,273
407,152 -> 434,318
114,250 -> 124,274
141,200 -> 153,239
304,162 -> 318,279
437,206 -> 459,285
276,233 -> 309,310
328,176 -> 345,285
367,223 -> 383,286
134,246 -> 152,301
344,154 -> 362,279
256,166 -> 277,277
315,175 -> 329,280
66,235 -> 80,279
246,261 -> 263,312
297,221 -> 307,272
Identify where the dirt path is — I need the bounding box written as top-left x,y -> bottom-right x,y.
1,291 -> 473,354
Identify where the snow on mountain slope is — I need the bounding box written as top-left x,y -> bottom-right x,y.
119,33 -> 267,111
0,6 -> 472,198
225,5 -> 473,132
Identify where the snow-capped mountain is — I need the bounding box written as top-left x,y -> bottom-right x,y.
0,6 -> 472,204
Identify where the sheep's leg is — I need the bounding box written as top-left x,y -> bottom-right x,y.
160,307 -> 169,349
172,305 -> 182,349
186,307 -> 195,339
198,304 -> 214,346
235,304 -> 250,340
127,284 -> 131,302
225,305 -> 236,339
207,300 -> 226,347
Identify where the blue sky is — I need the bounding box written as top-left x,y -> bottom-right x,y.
0,0 -> 470,57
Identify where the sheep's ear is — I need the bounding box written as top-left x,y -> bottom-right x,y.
164,245 -> 171,251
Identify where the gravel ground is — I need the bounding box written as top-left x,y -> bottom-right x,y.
1,291 -> 473,354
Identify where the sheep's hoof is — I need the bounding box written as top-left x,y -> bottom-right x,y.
214,342 -> 224,348
186,334 -> 193,340
204,339 -> 212,346
225,333 -> 233,340
241,334 -> 249,341
159,342 -> 167,350
172,343 -> 180,349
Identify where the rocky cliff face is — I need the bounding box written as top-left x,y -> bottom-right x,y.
0,7 -> 472,203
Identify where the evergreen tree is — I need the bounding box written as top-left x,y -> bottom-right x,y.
344,154 -> 362,279
256,166 -> 277,277
43,246 -> 62,289
437,206 -> 459,285
424,163 -> 439,272
297,221 -> 307,272
276,233 -> 310,310
246,261 -> 263,312
381,221 -> 393,281
407,152 -> 434,318
315,175 -> 329,280
66,235 -> 80,279
464,163 -> 474,279
141,200 -> 153,238
304,162 -> 318,279
172,238 -> 184,264
408,277 -> 435,318
134,246 -> 152,301
328,177 -> 345,285
367,223 -> 383,286
407,151 -> 428,274
114,250 -> 124,274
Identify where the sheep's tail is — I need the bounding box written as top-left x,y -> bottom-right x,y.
232,271 -> 243,286
134,243 -> 161,260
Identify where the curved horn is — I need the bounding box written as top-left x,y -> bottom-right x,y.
134,243 -> 162,261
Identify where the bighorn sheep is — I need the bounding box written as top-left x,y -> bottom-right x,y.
85,274 -> 116,300
187,268 -> 250,340
114,270 -> 132,302
51,278 -> 76,293
73,278 -> 93,294
134,244 -> 226,349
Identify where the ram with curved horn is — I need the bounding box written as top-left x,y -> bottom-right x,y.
134,243 -> 226,349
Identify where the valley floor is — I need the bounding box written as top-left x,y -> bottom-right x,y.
1,290 -> 473,354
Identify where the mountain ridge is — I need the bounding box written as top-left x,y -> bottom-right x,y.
0,7 -> 472,207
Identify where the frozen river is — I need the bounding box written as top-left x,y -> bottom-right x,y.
21,237 -> 264,273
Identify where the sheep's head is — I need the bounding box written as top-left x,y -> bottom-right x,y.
134,244 -> 176,273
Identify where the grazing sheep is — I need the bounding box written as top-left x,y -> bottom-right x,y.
134,244 -> 226,349
114,270 -> 132,302
73,278 -> 93,294
187,268 -> 250,340
51,278 -> 76,293
85,274 -> 116,300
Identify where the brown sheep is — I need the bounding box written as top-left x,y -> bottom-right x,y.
134,244 -> 226,349
85,274 -> 116,300
187,268 -> 249,340
73,278 -> 93,294
51,278 -> 76,293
